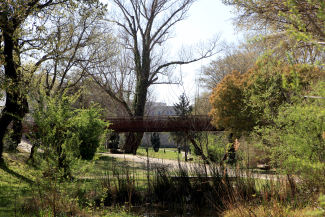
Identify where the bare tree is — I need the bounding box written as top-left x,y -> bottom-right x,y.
200,42 -> 260,90
95,0 -> 222,153
27,2 -> 112,96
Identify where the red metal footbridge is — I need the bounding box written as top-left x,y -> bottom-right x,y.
105,115 -> 222,132
21,115 -> 221,163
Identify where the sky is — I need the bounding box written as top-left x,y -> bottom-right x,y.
151,0 -> 240,105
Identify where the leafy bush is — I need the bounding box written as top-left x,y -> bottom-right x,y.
253,81 -> 325,188
207,134 -> 225,163
74,106 -> 108,160
30,91 -> 109,178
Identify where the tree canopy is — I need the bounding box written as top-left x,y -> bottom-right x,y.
209,55 -> 325,136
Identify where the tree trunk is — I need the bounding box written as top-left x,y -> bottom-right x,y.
0,107 -> 12,163
0,30 -> 20,162
184,131 -> 210,164
122,69 -> 149,154
28,144 -> 37,164
9,96 -> 29,150
123,132 -> 144,154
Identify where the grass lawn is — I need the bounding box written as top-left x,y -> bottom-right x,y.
0,152 -> 147,216
0,153 -> 35,216
136,147 -> 202,162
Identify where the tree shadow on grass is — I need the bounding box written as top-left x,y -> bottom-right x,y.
0,162 -> 34,185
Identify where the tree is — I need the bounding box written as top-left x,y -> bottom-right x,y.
253,81 -> 325,188
280,0 -> 325,46
200,42 -> 260,90
0,0 -> 109,161
174,93 -> 193,117
209,54 -> 325,137
223,0 -> 325,63
209,70 -> 251,137
0,0 -> 66,162
29,91 -> 108,177
97,0 -> 222,154
193,92 -> 212,115
32,1 -> 111,97
74,105 -> 108,160
171,93 -> 193,160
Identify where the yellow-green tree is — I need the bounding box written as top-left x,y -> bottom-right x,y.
209,71 -> 251,136
209,55 -> 325,137
223,0 -> 325,64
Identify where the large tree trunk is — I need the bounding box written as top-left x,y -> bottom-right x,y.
122,67 -> 149,154
123,132 -> 144,154
0,107 -> 13,163
0,30 -> 20,162
9,96 -> 29,150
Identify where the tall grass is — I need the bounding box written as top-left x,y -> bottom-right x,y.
1,151 -> 322,216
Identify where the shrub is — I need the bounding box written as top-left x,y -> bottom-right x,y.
207,134 -> 225,163
253,81 -> 325,188
74,106 -> 108,160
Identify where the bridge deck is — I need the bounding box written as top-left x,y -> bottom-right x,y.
106,115 -> 221,132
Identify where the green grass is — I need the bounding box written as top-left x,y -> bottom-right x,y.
0,153 -> 36,216
0,152 -> 148,216
136,147 -> 202,162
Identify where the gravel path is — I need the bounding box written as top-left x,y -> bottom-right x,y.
17,140 -> 284,181
101,153 -> 287,181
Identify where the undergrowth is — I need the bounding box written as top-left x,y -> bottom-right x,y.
0,151 -> 323,216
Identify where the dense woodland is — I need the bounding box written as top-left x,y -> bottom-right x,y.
1,0 -> 325,216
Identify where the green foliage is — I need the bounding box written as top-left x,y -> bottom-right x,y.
173,93 -> 193,116
253,81 -> 325,187
30,91 -> 109,178
31,92 -> 81,168
171,93 -> 193,148
307,194 -> 325,216
280,0 -> 325,50
74,105 -> 108,160
209,55 -> 325,136
207,134 -> 225,163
